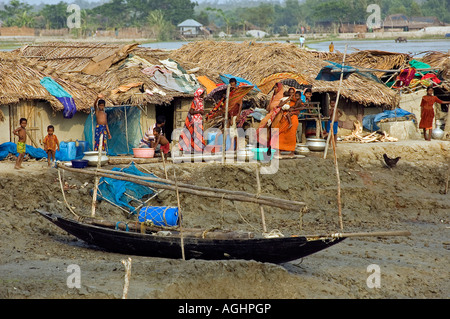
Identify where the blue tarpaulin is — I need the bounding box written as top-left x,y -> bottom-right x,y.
0,142 -> 47,160
362,108 -> 416,131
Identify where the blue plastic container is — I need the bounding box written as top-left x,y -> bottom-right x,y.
207,132 -> 234,150
138,206 -> 179,227
76,140 -> 88,158
67,141 -> 76,160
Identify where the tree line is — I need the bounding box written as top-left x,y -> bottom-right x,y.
0,0 -> 447,39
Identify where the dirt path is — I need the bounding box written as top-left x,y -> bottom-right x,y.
0,140 -> 449,299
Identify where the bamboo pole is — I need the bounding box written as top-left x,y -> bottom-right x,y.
58,164 -> 305,211
306,230 -> 411,239
91,167 -> 306,208
91,133 -> 103,217
222,84 -> 230,164
324,44 -> 347,230
173,167 -> 185,260
255,164 -> 267,233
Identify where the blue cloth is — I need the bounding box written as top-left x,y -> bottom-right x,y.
40,77 -> 77,119
325,121 -> 339,135
219,74 -> 260,91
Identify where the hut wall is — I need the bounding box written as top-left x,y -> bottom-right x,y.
0,105 -> 10,142
2,101 -> 87,147
336,101 -> 366,134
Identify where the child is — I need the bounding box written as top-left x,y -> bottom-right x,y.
139,115 -> 166,148
93,94 -> 111,151
324,99 -> 342,144
151,126 -> 170,157
43,125 -> 60,167
13,118 -> 27,169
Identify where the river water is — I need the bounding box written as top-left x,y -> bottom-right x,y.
1,38 -> 448,55
140,39 -> 449,56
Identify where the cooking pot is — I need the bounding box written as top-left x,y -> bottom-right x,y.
306,138 -> 326,152
295,144 -> 310,155
83,151 -> 109,166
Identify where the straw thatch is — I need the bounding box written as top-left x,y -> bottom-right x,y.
15,43 -> 194,106
0,51 -> 98,112
320,49 -> 410,78
169,41 -> 400,108
420,51 -> 450,91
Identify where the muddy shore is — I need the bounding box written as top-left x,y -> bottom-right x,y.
0,140 -> 449,299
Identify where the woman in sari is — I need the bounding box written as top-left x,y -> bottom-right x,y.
419,86 -> 449,141
258,85 -> 300,157
179,88 -> 206,153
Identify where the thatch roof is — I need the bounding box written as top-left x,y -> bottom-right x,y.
15,42 -> 194,106
0,51 -> 99,112
169,41 -> 400,108
420,51 -> 450,91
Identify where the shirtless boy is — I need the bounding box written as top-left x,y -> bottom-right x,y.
13,118 -> 27,169
93,94 -> 111,151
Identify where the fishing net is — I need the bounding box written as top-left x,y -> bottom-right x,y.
84,105 -> 142,156
96,162 -> 163,214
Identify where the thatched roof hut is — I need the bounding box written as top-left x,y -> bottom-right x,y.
15,42 -> 194,107
0,51 -> 97,113
169,41 -> 400,109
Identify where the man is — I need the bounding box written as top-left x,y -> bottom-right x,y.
93,94 -> 111,152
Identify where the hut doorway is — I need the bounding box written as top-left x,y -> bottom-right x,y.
156,104 -> 175,142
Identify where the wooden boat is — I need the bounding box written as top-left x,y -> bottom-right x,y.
36,210 -> 345,264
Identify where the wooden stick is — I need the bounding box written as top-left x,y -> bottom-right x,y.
62,165 -> 306,210
93,167 -> 305,208
173,167 -> 185,260
222,84 -> 230,164
255,164 -> 267,233
324,44 -> 348,158
306,230 -> 411,239
121,257 -> 132,299
332,135 -> 343,230
57,168 -> 79,219
91,133 -> 103,217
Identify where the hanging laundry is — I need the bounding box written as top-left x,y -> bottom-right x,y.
40,77 -> 77,119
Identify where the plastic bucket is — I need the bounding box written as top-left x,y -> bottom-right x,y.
251,148 -> 274,161
138,206 -> 179,227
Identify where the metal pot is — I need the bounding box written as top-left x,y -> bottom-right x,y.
83,151 -> 109,166
306,138 -> 326,152
431,127 -> 444,140
295,144 -> 310,155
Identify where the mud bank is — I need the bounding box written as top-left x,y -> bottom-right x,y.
0,140 -> 448,299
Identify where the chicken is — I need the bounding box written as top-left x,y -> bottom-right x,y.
383,153 -> 401,168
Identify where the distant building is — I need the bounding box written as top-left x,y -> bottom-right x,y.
177,19 -> 203,37
383,14 -> 443,31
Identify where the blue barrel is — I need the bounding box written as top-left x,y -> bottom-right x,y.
138,206 -> 179,227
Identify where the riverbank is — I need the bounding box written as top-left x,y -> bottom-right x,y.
0,139 -> 448,299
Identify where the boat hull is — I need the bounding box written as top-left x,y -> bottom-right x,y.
37,210 -> 344,264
